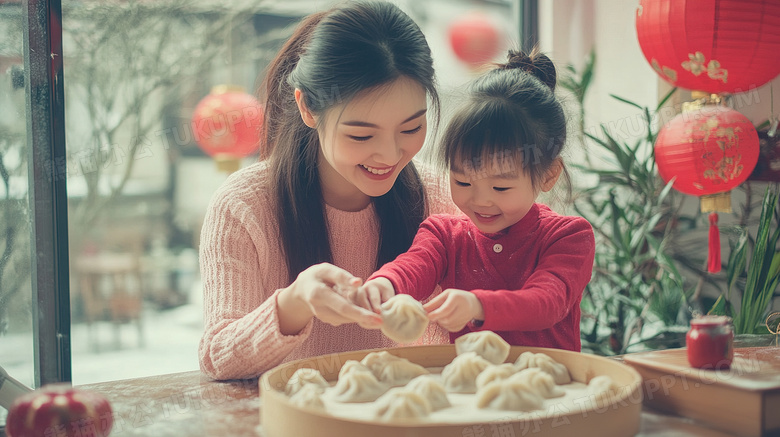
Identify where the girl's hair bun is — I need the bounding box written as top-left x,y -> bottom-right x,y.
499,48 -> 557,91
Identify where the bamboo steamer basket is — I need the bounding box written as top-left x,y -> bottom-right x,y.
260,345 -> 642,437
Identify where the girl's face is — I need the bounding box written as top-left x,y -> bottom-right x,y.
299,77 -> 428,211
450,154 -> 550,234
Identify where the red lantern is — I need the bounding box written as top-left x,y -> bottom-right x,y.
656,105 -> 759,196
636,0 -> 780,94
655,100 -> 760,272
448,12 -> 501,67
191,85 -> 263,172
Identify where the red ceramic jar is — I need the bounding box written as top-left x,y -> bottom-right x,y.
686,315 -> 734,369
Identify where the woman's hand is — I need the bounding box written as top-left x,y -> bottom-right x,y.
353,277 -> 396,315
423,288 -> 484,332
277,263 -> 383,335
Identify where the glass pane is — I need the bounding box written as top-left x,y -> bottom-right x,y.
405,0 -> 519,163
62,1 -> 303,384
0,1 -> 35,426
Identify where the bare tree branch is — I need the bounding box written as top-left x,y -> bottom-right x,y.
66,2 -> 268,242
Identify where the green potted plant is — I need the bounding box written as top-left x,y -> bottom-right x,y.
709,187 -> 780,336
562,52 -> 698,355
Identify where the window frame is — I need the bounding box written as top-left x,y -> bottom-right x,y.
520,0 -> 539,51
22,0 -> 72,387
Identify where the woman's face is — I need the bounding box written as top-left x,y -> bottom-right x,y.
303,77 -> 428,210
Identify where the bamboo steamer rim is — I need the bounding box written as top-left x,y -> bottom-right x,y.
259,345 -> 643,436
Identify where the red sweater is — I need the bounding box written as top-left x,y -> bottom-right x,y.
370,203 -> 595,352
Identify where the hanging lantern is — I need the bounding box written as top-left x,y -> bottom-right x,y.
191,85 -> 263,173
636,0 -> 780,94
655,95 -> 760,272
447,12 -> 501,67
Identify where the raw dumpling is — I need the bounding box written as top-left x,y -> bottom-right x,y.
587,375 -> 618,399
510,367 -> 564,398
514,352 -> 571,384
455,331 -> 511,365
359,351 -> 426,385
288,383 -> 325,410
441,351 -> 492,393
380,294 -> 429,343
374,389 -> 432,421
376,358 -> 429,386
330,367 -> 388,403
405,375 -> 450,410
339,360 -> 373,379
476,380 -> 544,411
475,363 -> 517,390
285,368 -> 329,397
361,351 -> 403,375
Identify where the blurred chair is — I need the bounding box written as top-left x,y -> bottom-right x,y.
73,252 -> 144,351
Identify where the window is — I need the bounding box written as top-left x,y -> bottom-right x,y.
0,2 -> 35,427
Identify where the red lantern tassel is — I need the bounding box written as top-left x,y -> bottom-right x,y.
708,213 -> 721,273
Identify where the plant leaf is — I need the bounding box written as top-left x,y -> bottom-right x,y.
657,179 -> 675,205
609,94 -> 644,110
736,188 -> 779,333
755,119 -> 771,131
655,87 -> 678,112
585,132 -> 609,148
708,294 -> 733,318
726,228 -> 748,299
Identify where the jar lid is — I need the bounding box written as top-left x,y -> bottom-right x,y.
690,315 -> 732,327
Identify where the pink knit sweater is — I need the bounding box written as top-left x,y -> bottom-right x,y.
198,161 -> 457,380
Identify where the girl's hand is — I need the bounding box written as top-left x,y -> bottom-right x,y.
279,263 -> 383,333
423,288 -> 484,332
354,277 -> 396,315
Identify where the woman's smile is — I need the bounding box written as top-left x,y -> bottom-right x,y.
359,164 -> 396,179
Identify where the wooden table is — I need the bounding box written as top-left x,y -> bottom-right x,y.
70,370 -> 741,437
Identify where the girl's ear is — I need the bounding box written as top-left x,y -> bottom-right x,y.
294,89 -> 317,128
540,158 -> 563,192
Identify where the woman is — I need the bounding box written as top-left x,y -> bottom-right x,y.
198,1 -> 455,380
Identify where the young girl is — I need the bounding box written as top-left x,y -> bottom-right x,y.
358,49 -> 596,352
198,2 -> 456,380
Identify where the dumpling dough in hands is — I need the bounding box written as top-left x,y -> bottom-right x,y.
475,363 -> 517,390
510,367 -> 564,398
285,368 -> 329,397
476,380 -> 544,411
380,294 -> 429,343
374,389 -> 432,421
441,351 -> 492,393
405,375 -> 450,410
514,352 -> 572,384
330,368 -> 388,403
455,331 -> 511,365
288,383 -> 325,410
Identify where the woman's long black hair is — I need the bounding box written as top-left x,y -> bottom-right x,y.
260,2 -> 439,283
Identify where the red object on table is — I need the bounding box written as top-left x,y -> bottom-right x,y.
447,12 -> 501,66
635,0 -> 780,94
191,85 -> 264,172
686,315 -> 734,369
6,384 -> 113,437
655,102 -> 759,272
